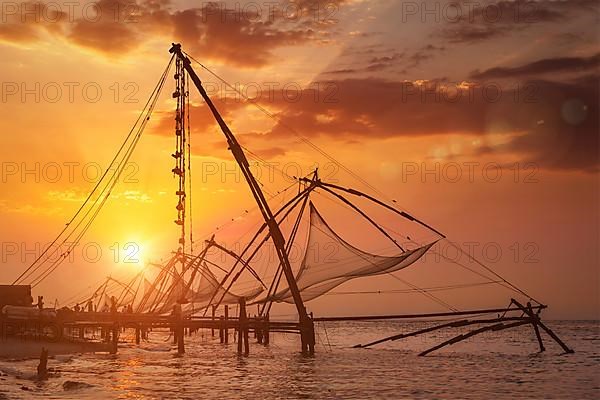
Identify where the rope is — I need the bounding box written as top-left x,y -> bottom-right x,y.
22,56 -> 174,288
183,52 -> 423,216
14,56 -> 174,285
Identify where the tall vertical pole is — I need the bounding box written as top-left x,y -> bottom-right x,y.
173,56 -> 187,287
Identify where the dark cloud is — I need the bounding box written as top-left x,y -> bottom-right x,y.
260,75 -> 598,171
494,75 -> 599,172
470,53 -> 600,80
323,45 -> 443,76
439,0 -> 599,43
68,0 -> 142,54
152,97 -> 248,138
1,0 -> 346,66
169,4 -> 315,68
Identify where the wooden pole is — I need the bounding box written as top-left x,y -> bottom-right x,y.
111,323 -> 119,354
419,320 -> 530,356
314,306 -> 546,322
37,347 -> 48,380
256,316 -> 263,344
224,305 -> 229,344
135,326 -> 141,345
110,302 -> 118,354
264,314 -> 270,345
211,305 -> 216,337
527,302 -> 545,352
354,316 -> 528,348
174,304 -> 185,354
512,299 -> 573,354
219,316 -> 224,343
238,298 -> 249,356
308,313 -> 315,355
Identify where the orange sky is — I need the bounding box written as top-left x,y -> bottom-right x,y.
0,0 -> 598,319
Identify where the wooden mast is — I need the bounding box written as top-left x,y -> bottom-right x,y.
169,43 -> 314,354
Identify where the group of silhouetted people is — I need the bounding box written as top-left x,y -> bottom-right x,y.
72,297 -> 134,314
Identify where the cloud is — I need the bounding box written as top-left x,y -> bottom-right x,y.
67,0 -> 142,54
439,0 -> 598,43
262,75 -> 598,171
0,2 -> 68,43
151,97 -> 248,137
0,0 -> 342,66
470,53 -> 600,80
169,4 -> 316,68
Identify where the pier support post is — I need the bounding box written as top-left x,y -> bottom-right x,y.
256,316 -> 263,344
219,316 -> 224,343
37,348 -> 48,380
224,305 -> 229,344
264,314 -> 270,346
173,304 -> 185,354
527,302 -> 545,352
110,323 -> 119,354
211,305 -> 216,337
238,298 -> 249,356
135,326 -> 141,345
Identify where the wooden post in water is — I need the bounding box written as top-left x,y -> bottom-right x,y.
309,313 -> 316,355
264,314 -> 270,345
135,326 -> 141,345
527,302 -> 545,352
111,323 -> 119,354
512,298 -> 573,354
224,305 -> 229,344
219,316 -> 224,343
211,305 -> 216,337
173,304 -> 185,354
256,316 -> 263,344
238,297 -> 249,356
253,315 -> 257,339
110,299 -> 119,354
37,348 -> 48,380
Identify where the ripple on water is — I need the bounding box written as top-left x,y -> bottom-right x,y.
0,321 -> 597,399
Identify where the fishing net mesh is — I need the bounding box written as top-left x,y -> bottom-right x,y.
270,202 -> 434,302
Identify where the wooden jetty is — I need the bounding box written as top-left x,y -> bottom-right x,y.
1,297 -> 574,357
1,297 -> 288,356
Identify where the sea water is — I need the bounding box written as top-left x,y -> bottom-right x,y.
0,320 -> 598,399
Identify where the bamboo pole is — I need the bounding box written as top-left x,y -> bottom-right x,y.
264,314 -> 270,345
224,305 -> 229,344
354,316 -> 528,348
135,326 -> 141,345
211,305 -> 216,337
512,299 -> 573,354
527,302 -> 545,352
419,320 -> 530,356
314,306 -> 546,322
238,298 -> 249,356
